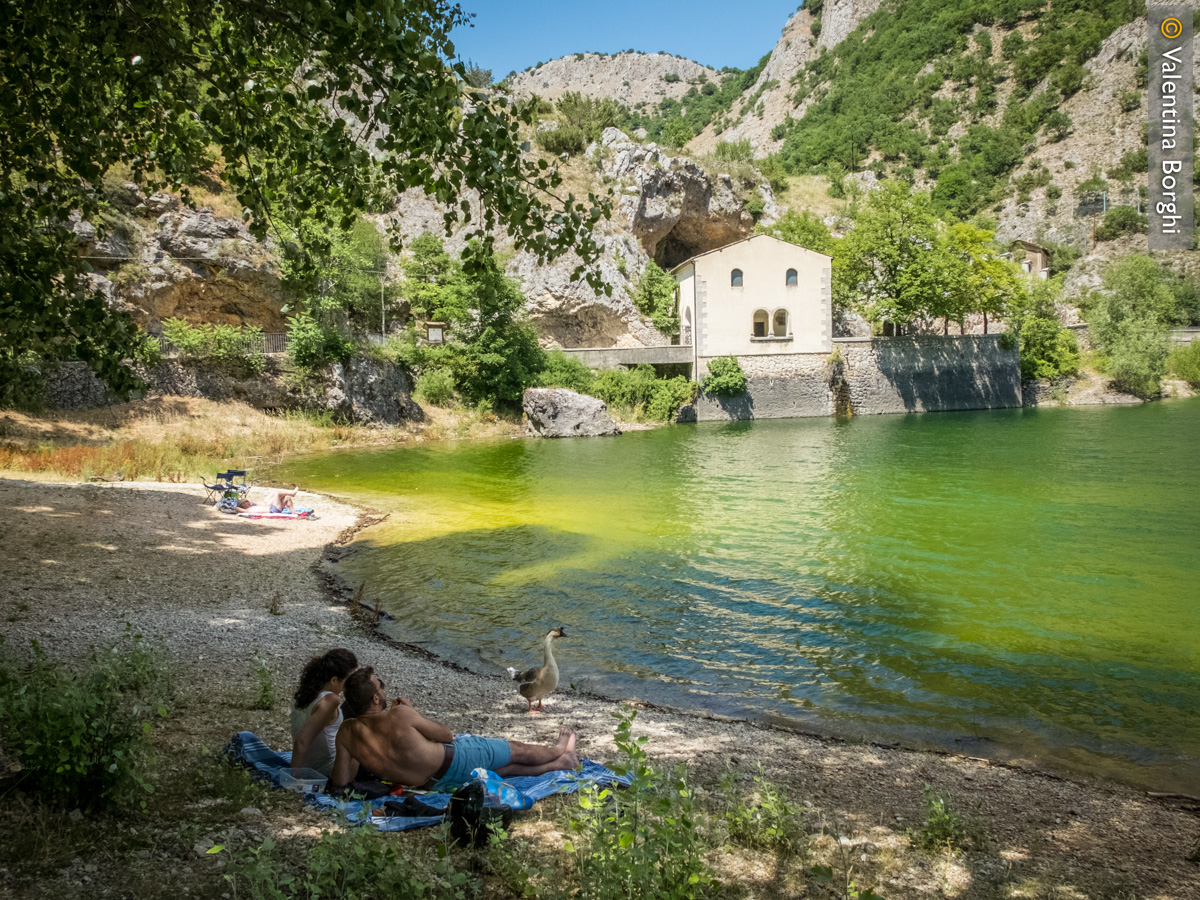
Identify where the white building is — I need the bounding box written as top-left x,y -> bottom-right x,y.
671,234 -> 833,371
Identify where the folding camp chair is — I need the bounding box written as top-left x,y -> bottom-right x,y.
203,470 -> 251,503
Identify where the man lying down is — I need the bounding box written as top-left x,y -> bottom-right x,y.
330,667 -> 579,793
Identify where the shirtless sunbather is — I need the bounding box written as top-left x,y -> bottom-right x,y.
330,667 -> 579,792
236,485 -> 301,514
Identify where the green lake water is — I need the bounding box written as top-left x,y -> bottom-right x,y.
278,400 -> 1200,792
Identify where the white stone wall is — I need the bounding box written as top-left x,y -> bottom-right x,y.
687,234 -> 832,358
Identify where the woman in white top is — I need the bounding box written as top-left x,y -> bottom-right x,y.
290,648 -> 358,777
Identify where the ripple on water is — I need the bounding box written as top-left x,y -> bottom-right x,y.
277,401 -> 1200,792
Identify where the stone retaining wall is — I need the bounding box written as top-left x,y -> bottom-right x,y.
691,335 -> 1021,421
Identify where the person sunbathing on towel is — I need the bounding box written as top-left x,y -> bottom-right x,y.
330,667 -> 579,792
237,485 -> 301,514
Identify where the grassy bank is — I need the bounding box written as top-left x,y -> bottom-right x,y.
0,397 -> 522,482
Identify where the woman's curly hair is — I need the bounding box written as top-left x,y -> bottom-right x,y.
293,648 -> 358,709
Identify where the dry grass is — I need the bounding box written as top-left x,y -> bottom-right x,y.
0,397 -> 462,482
0,396 -> 526,483
777,174 -> 847,219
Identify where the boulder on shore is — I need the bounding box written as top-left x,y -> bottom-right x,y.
523,388 -> 621,438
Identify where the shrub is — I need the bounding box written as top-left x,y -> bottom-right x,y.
661,117 -> 693,149
287,313 -> 354,372
0,632 -> 172,810
1018,316 -> 1081,381
722,766 -> 806,856
591,366 -> 696,422
701,355 -> 747,396
1119,90 -> 1141,112
911,785 -> 970,852
1046,184 -> 1062,202
534,351 -> 594,394
562,709 -> 712,900
160,319 -> 265,376
1043,110 -> 1071,141
712,139 -> 754,163
1095,206 -> 1147,242
537,124 -> 588,156
1169,341 -> 1200,386
414,369 -> 456,406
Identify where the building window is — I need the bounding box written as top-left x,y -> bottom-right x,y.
786,268 -> 798,286
773,309 -> 789,337
753,309 -> 769,337
731,268 -> 743,287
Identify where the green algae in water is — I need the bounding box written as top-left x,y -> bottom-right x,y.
278,400 -> 1200,792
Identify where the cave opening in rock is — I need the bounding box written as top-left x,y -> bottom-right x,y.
653,225 -> 749,271
654,230 -> 709,271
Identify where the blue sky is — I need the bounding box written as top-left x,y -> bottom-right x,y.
450,1 -> 804,79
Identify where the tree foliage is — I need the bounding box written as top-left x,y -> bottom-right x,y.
757,210 -> 837,255
1005,277 -> 1080,381
1087,256 -> 1179,398
633,262 -> 680,336
415,241 -> 546,411
1,0 -> 608,398
280,217 -> 400,331
836,182 -> 1021,330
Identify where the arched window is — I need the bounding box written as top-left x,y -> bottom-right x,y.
773,309 -> 789,337
753,309 -> 769,338
786,268 -> 798,286
731,268 -> 743,287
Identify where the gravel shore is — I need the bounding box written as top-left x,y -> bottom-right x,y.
1,477 -> 1196,899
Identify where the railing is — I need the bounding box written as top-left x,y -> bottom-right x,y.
1064,324 -> 1199,346
154,332 -> 292,359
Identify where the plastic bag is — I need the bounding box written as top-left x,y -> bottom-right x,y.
470,767 -> 534,811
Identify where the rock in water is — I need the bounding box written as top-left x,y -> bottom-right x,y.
523,389 -> 621,438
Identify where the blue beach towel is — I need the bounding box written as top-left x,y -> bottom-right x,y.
223,731 -> 630,833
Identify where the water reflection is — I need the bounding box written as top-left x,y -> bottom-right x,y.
278,400 -> 1200,792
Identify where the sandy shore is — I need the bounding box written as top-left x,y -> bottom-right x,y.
0,477 -> 1197,899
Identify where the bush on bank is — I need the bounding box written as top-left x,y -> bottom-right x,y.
0,631 -> 172,810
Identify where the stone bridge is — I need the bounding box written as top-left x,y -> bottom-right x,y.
557,345 -> 694,369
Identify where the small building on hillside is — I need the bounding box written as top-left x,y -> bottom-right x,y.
670,234 -> 833,370
1005,240 -> 1050,279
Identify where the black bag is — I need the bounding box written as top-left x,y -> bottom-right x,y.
447,781 -> 514,848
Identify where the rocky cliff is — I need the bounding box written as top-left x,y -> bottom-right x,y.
691,0 -> 885,157
76,183 -> 288,333
387,128 -> 776,348
508,52 -> 720,107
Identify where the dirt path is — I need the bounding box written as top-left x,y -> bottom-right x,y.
0,478 -> 1196,900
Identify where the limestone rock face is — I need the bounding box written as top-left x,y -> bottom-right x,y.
508,52 -> 720,107
75,203 -> 288,332
324,356 -> 424,424
389,131 -> 776,348
691,0 -> 885,158
594,128 -> 778,269
523,388 -> 621,438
